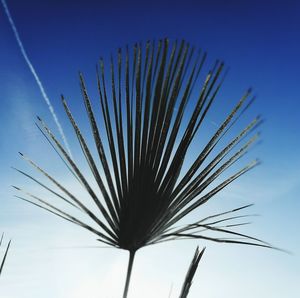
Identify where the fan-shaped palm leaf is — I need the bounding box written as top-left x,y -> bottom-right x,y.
15,39 -> 272,297
0,234 -> 10,276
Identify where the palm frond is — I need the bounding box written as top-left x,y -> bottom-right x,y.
15,39 -> 273,297
0,234 -> 10,276
179,247 -> 205,298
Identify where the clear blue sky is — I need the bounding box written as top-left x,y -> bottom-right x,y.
0,0 -> 299,297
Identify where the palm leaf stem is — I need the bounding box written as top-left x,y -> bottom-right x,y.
123,250 -> 136,298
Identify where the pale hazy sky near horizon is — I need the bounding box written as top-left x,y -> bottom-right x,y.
0,0 -> 299,297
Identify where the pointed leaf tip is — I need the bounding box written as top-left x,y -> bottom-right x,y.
179,246 -> 206,298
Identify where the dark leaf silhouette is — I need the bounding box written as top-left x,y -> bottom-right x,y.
15,39 -> 273,297
179,246 -> 205,298
0,234 -> 10,276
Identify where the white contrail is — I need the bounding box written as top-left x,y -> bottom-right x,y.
1,0 -> 73,159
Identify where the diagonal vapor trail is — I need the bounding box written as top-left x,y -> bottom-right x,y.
1,0 -> 73,159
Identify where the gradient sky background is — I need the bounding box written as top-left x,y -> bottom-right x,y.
0,0 -> 299,297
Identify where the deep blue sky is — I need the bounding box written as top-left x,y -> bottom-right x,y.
1,0 -> 299,155
0,0 -> 299,297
